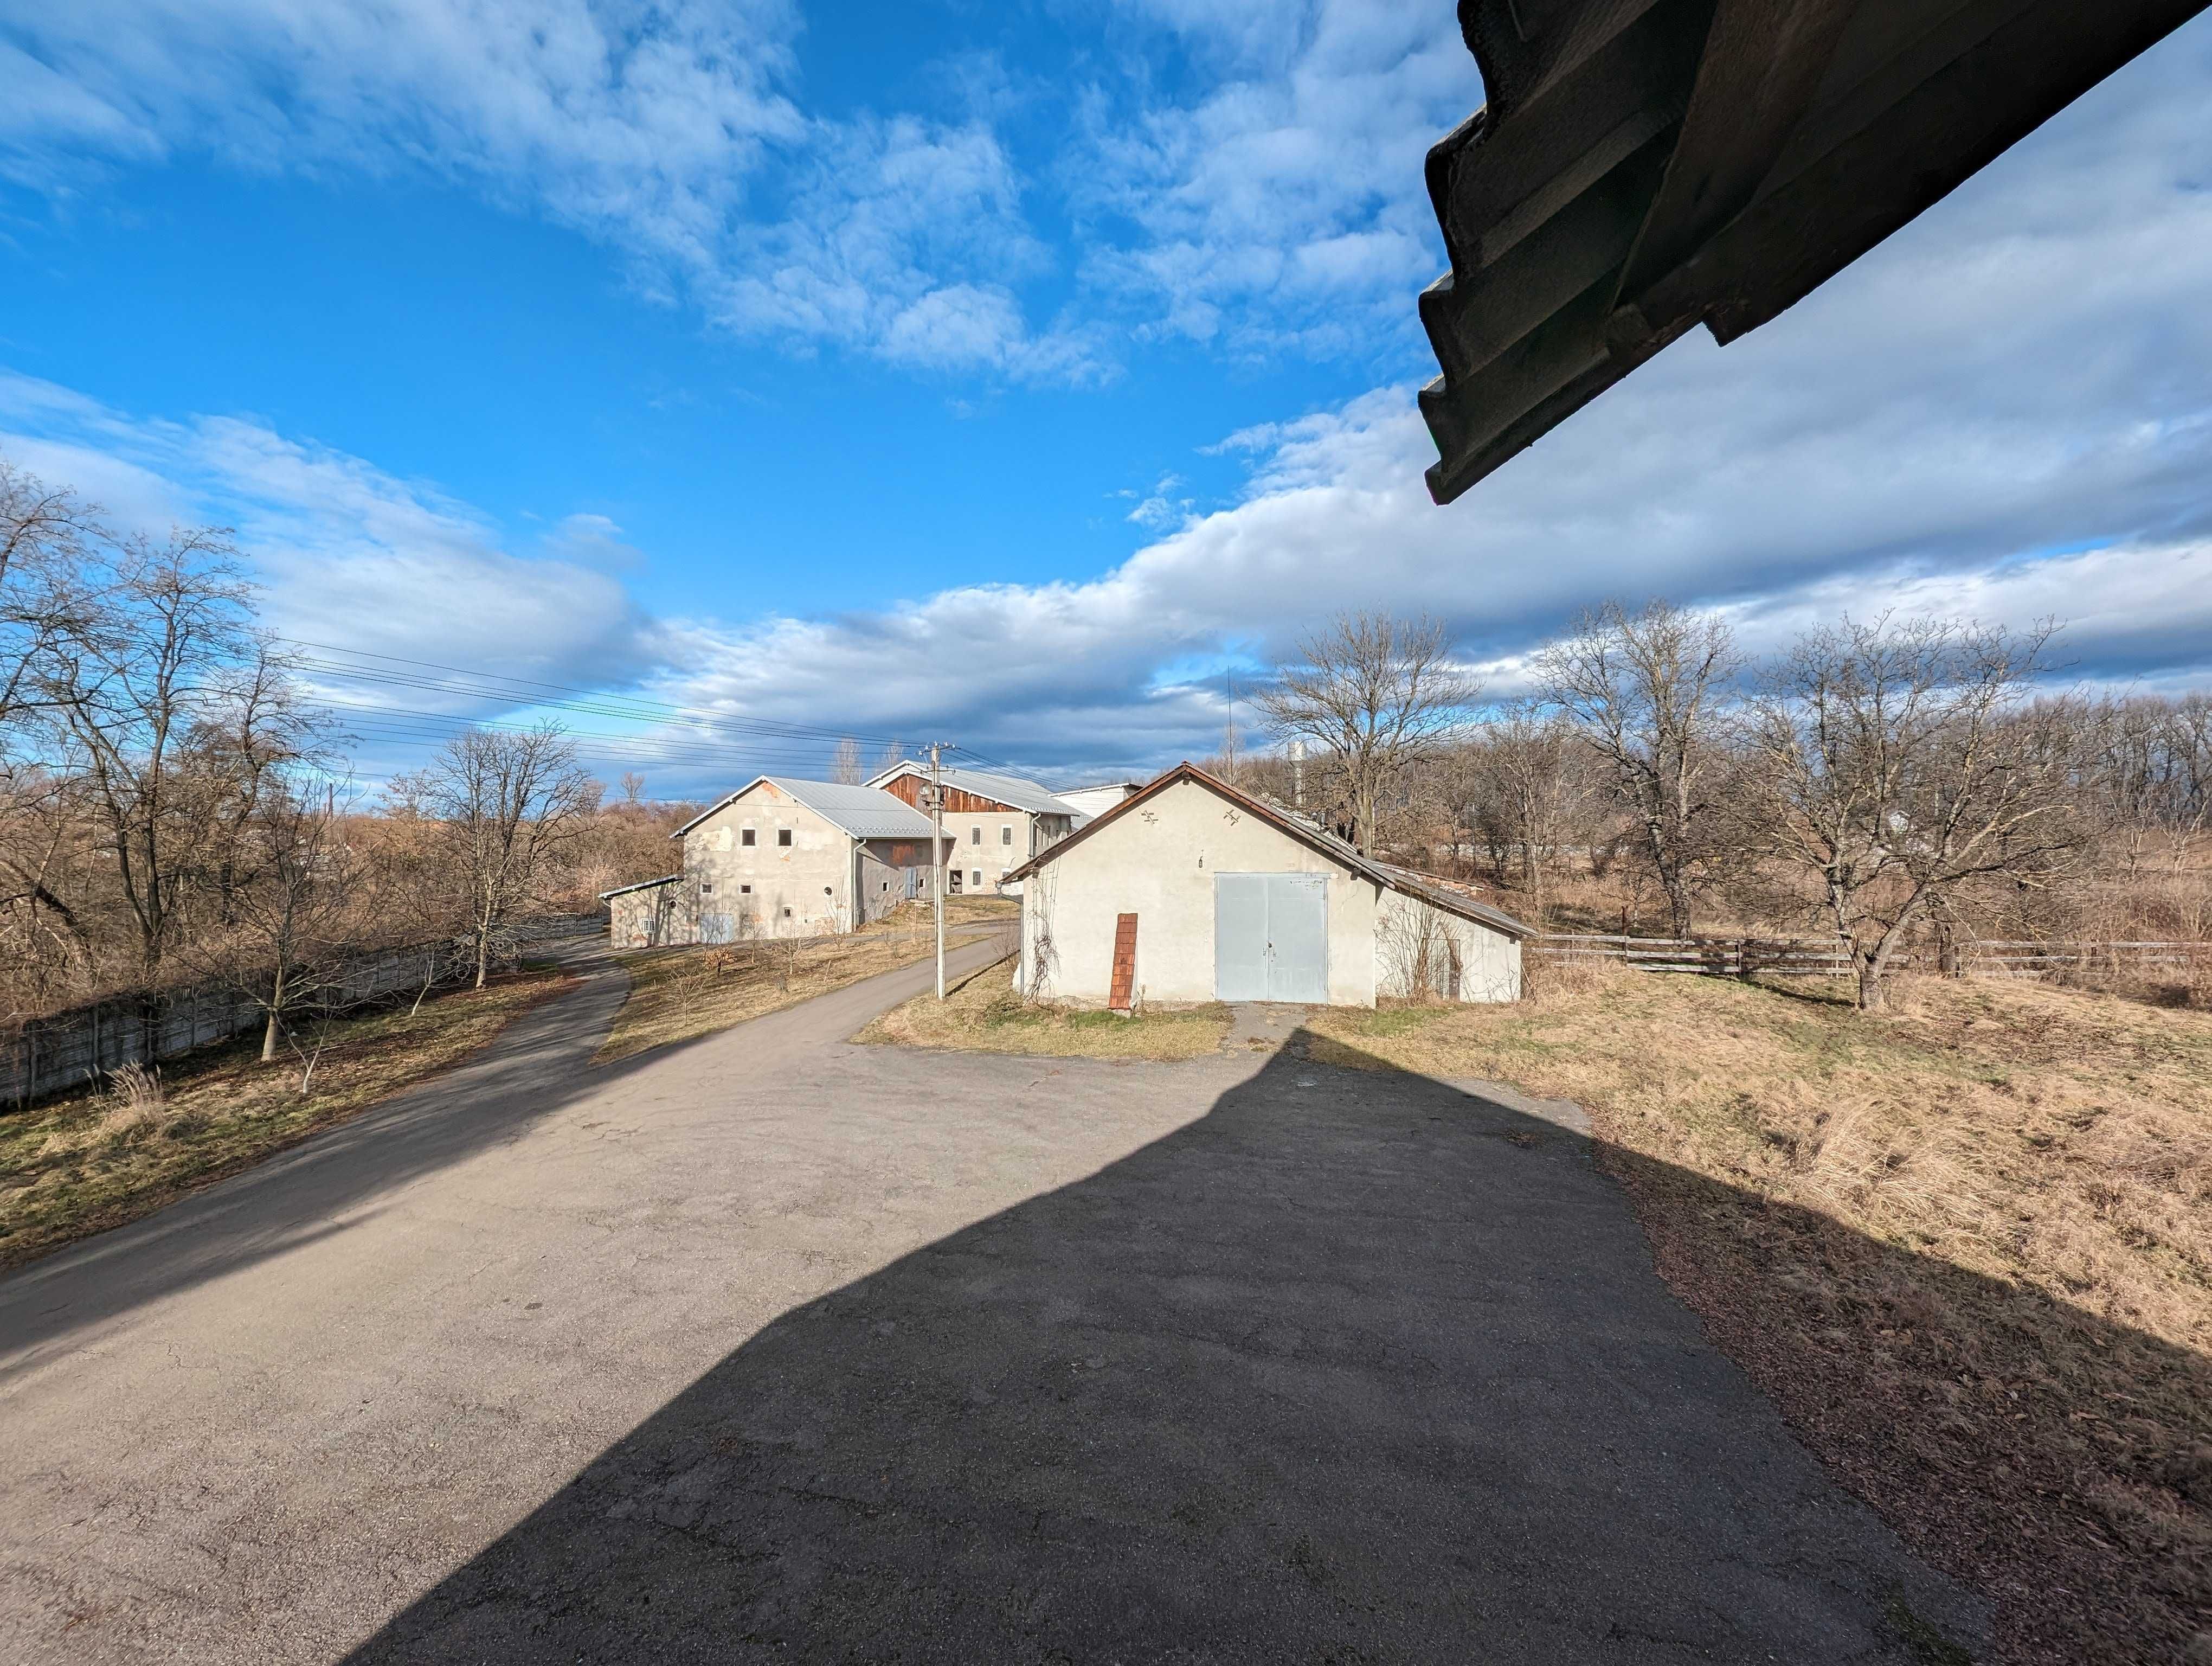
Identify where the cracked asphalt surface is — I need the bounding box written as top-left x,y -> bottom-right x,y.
0,934 -> 1985,1663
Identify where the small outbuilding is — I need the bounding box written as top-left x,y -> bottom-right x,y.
601,777 -> 949,949
1005,763 -> 1527,1009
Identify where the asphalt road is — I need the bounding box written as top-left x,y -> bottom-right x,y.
0,935 -> 1985,1664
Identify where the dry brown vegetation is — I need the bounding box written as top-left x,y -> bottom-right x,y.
595,901 -> 1015,1065
858,958 -> 1232,1061
1304,966 -> 2212,1666
0,966 -> 571,1272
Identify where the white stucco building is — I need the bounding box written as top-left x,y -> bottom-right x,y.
1006,764 -> 1527,1009
1054,780 -> 1145,824
867,762 -> 1078,895
601,777 -> 949,948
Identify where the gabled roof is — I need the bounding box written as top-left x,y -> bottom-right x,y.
1005,762 -> 1531,940
867,761 -> 1079,818
672,777 -> 944,843
1417,0 -> 2209,503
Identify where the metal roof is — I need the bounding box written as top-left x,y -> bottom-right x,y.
672,777 -> 944,843
1417,0 -> 2209,503
597,873 -> 681,901
868,761 -> 1079,818
1007,762 -> 1532,940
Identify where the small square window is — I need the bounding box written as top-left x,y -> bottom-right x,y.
700,882 -> 713,895
970,869 -> 982,887
777,828 -> 792,847
741,828 -> 755,847
969,826 -> 981,845
1001,825 -> 1012,845
881,880 -> 890,892
740,883 -> 752,894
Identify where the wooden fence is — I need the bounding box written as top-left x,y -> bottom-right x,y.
1529,934 -> 2211,980
2,914 -> 600,1108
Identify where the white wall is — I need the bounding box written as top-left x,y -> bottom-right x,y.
1019,778 -> 1381,1007
683,785 -> 852,939
1057,783 -> 1140,822
1374,889 -> 1521,1003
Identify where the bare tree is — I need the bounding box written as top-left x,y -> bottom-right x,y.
0,458 -> 99,729
831,737 -> 865,785
177,772 -> 364,1062
25,531 -> 300,989
398,724 -> 597,987
1470,701 -> 1592,930
1255,611 -> 1477,850
1537,600 -> 1739,937
1741,615 -> 2086,1010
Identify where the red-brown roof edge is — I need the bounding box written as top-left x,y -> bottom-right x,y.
1005,761 -> 1530,939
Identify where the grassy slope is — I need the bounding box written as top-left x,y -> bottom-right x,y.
1306,968 -> 2212,1666
857,960 -> 1232,1062
596,900 -> 1015,1066
0,969 -> 573,1273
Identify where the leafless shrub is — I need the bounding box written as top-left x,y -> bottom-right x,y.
98,1060 -> 166,1140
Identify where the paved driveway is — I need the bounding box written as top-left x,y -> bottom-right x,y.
0,939 -> 1983,1664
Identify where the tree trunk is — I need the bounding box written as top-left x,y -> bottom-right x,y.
261,1007 -> 281,1063
1856,952 -> 1887,1011
474,930 -> 490,990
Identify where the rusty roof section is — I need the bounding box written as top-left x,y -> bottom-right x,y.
1006,762 -> 1533,939
1418,0 -> 2209,503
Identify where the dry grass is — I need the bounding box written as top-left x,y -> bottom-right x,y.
595,904 -> 1008,1065
0,969 -> 572,1273
1306,966 -> 2212,1665
857,959 -> 1232,1061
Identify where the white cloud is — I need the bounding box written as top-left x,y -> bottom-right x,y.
4,12 -> 2211,786
0,1 -> 1098,379
1070,0 -> 1477,357
627,25 -> 2212,770
0,371 -> 661,699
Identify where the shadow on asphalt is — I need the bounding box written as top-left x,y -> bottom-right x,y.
329,1034 -> 2093,1666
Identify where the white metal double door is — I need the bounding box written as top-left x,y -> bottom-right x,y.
1213,873 -> 1328,1002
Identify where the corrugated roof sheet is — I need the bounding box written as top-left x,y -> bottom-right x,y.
672,777 -> 944,843
1418,0 -> 2208,503
764,778 -> 945,841
871,762 -> 1079,818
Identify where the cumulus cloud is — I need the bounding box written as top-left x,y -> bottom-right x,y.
4,9 -> 2210,788
0,370 -> 663,701
0,1 -> 1097,379
632,22 -> 2212,772
1069,0 -> 1478,357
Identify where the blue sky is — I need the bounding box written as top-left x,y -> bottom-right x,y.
4,2 -> 2211,796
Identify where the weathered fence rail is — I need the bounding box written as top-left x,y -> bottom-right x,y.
1529,933 -> 2210,979
2,914 -> 600,1109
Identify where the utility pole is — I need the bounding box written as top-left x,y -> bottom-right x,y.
928,741 -> 949,999
1222,669 -> 1239,786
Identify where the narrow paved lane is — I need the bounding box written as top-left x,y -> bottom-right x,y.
1,933 -> 1983,1664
